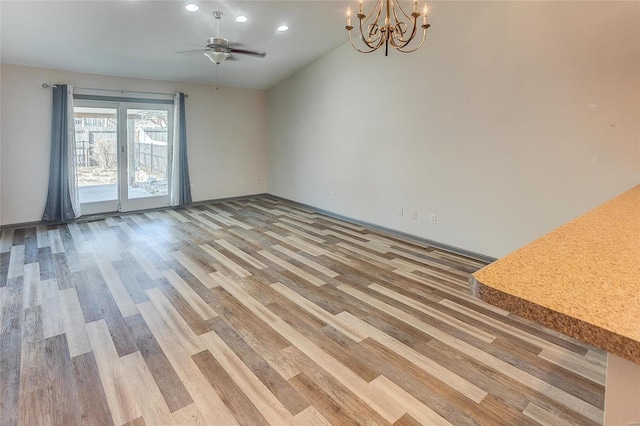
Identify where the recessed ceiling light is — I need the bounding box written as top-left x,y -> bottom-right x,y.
277,25 -> 289,32
185,4 -> 199,12
236,15 -> 248,23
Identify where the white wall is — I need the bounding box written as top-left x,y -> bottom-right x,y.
0,64 -> 268,226
267,1 -> 640,258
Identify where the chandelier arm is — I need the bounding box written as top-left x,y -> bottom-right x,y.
389,21 -> 408,46
358,19 -> 387,51
390,16 -> 417,47
396,25 -> 429,53
347,30 -> 378,53
393,0 -> 413,21
373,0 -> 384,25
362,0 -> 384,44
362,22 -> 381,46
357,20 -> 378,49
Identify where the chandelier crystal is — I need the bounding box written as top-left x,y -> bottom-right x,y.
345,0 -> 430,56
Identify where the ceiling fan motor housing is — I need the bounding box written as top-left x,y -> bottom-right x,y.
206,37 -> 230,52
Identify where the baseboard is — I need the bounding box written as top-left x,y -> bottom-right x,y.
265,194 -> 497,264
0,193 -> 268,231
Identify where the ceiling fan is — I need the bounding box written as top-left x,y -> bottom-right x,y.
198,11 -> 266,65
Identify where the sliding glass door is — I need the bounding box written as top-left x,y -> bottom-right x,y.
74,100 -> 173,215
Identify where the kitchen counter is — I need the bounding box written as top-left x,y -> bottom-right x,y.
470,184 -> 640,425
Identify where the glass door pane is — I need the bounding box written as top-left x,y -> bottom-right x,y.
74,105 -> 119,214
126,109 -> 169,199
120,106 -> 171,212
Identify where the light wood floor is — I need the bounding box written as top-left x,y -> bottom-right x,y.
0,196 -> 606,425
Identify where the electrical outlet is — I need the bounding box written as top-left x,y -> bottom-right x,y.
240,178 -> 245,186
430,213 -> 437,224
411,210 -> 417,220
398,207 -> 404,216
330,191 -> 335,200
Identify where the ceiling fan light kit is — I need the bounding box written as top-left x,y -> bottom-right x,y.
345,0 -> 431,56
204,51 -> 231,65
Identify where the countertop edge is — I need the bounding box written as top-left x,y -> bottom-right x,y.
469,275 -> 640,365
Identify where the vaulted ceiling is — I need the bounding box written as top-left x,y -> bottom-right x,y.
1,1 -> 350,90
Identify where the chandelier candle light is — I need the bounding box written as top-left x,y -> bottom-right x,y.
346,0 -> 430,55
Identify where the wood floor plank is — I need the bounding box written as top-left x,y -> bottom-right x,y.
18,306 -> 45,423
111,257 -> 151,305
192,349 -> 271,426
86,319 -> 142,425
211,272 -> 280,324
336,311 -> 488,403
48,229 -> 65,254
171,250 -> 219,289
200,330 -> 298,424
8,245 -> 25,279
523,402 -> 574,426
171,403 -> 207,426
120,351 -> 175,425
125,313 -> 193,413
0,229 -> 14,253
43,333 -> 82,426
24,227 -> 39,264
258,249 -> 326,287
71,351 -> 112,426
538,347 -> 606,386
59,288 -> 92,358
200,244 -> 252,278
40,279 -> 64,339
23,263 -> 42,309
137,300 -> 239,426
210,316 -> 310,416
368,283 -> 496,344
272,245 -> 340,278
215,239 -> 268,270
338,284 -> 604,424
270,281 -> 368,343
288,368 -> 391,426
369,375 -> 452,426
52,252 -> 74,289
145,287 -> 204,355
0,252 -> 10,287
393,268 -> 510,316
163,269 -> 218,321
269,316 -> 405,423
129,246 -> 163,280
95,255 -> 140,318
293,405 -> 332,426
0,327 -> 22,426
156,277 -> 215,336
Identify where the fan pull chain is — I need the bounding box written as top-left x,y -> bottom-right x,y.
215,64 -> 219,90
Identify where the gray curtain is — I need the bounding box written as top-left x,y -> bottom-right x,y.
170,92 -> 192,206
42,84 -> 80,221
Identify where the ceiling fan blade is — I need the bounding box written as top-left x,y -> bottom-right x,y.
229,48 -> 266,58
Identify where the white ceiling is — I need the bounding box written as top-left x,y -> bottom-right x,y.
0,1 -> 351,90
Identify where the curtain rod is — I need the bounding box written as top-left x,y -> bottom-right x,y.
41,83 -> 188,97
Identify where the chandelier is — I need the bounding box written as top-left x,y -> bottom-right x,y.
345,0 -> 430,56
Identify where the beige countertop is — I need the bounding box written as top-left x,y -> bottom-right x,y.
471,185 -> 640,364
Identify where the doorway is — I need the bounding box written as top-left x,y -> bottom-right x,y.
73,100 -> 173,215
